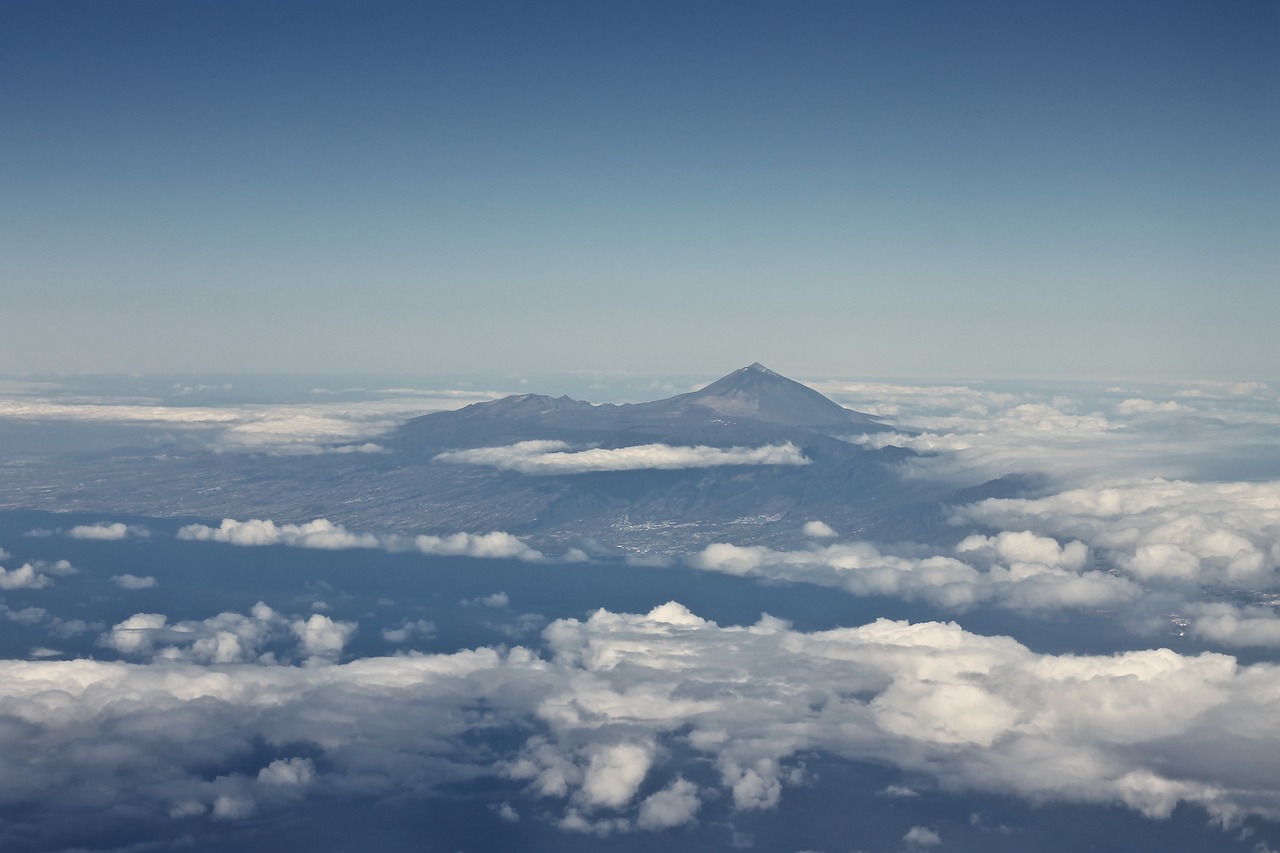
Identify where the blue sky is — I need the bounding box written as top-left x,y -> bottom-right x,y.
3,0 -> 1276,380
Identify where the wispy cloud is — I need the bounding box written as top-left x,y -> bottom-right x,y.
436,440 -> 809,474
112,574 -> 158,590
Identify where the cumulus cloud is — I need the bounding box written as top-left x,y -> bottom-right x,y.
904,825 -> 942,847
435,440 -> 809,474
3,602 -> 1280,841
213,795 -> 256,820
112,573 -> 158,590
177,517 -> 546,562
690,533 -> 1137,614
958,479 -> 1280,592
637,777 -> 701,829
1188,603 -> 1280,647
533,604 -> 1277,826
98,602 -> 355,664
693,502 -> 1280,647
416,532 -> 543,561
381,619 -> 437,644
68,522 -> 150,540
0,559 -> 74,590
1,601 -> 93,638
178,518 -> 383,549
0,563 -> 53,590
578,742 -> 655,809
881,784 -> 919,798
292,613 -> 357,662
803,520 -> 838,538
463,592 -> 510,608
258,757 -> 315,786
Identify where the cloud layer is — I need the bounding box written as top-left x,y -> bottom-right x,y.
1,602 -> 1278,842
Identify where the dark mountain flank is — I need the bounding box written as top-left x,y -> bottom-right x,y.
376,365 -> 1020,551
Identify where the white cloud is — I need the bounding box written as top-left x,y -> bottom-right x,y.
1117,398 -> 1191,415
112,573 -> 158,590
212,795 -> 256,820
0,563 -> 53,590
881,784 -> 919,798
1187,603 -> 1280,647
1,601 -> 92,638
0,390 -> 502,454
68,522 -> 149,540
3,602 -> 1280,838
416,532 -> 543,562
803,520 -> 838,538
381,619 -> 437,644
958,479 -> 1280,592
463,592 -> 510,608
578,742 -> 655,809
690,536 -> 1137,614
637,777 -> 701,829
436,440 -> 809,474
178,518 -> 383,550
177,517 -> 546,562
98,602 -> 354,664
292,613 -> 357,662
258,757 -> 315,786
904,825 -> 942,847
819,379 -> 1280,487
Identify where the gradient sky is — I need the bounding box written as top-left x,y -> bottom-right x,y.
3,0 -> 1277,380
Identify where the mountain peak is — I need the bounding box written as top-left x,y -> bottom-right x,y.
650,363 -> 879,430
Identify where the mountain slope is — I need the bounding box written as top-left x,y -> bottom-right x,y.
632,362 -> 881,429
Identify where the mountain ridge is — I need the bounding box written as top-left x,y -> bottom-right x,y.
392,363 -> 887,452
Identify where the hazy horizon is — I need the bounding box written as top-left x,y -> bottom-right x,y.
4,0 -> 1277,380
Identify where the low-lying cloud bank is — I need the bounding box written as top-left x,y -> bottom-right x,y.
695,484 -> 1280,648
692,531 -> 1138,614
1,602 -> 1277,840
951,479 -> 1280,646
957,479 -> 1280,590
0,387 -> 503,454
435,440 -> 809,474
67,522 -> 150,540
817,377 -> 1280,485
177,517 -> 546,562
